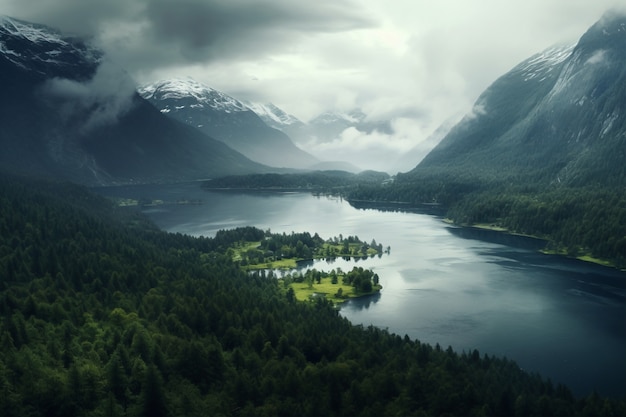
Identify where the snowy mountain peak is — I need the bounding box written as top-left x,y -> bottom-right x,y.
0,15 -> 100,77
310,109 -> 366,125
0,16 -> 67,45
137,78 -> 248,113
243,101 -> 304,128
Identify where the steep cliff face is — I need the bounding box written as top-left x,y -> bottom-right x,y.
410,11 -> 626,187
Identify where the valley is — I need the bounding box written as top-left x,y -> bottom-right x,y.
95,182 -> 625,399
1,7 -> 625,416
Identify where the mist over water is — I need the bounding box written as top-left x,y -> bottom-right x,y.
96,183 -> 626,397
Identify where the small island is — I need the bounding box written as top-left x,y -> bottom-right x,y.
227,229 -> 389,270
220,227 -> 387,305
280,267 -> 382,306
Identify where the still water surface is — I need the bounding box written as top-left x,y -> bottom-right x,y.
96,183 -> 626,398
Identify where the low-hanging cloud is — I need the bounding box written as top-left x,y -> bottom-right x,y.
40,60 -> 138,132
304,117 -> 444,173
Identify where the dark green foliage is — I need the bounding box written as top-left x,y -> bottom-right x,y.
204,169 -> 390,192
0,172 -> 624,416
348,178 -> 626,267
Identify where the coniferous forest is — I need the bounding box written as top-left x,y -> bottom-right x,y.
346,175 -> 626,268
1,172 -> 625,416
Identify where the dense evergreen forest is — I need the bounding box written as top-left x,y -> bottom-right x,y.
346,174 -> 626,268
1,172 -> 625,416
203,170 -> 390,192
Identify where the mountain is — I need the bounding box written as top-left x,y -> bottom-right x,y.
243,101 -> 306,131
0,16 -> 266,185
138,78 -> 318,169
290,109 -> 393,145
407,10 -> 626,187
348,11 -> 626,265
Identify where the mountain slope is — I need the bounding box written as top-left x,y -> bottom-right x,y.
408,10 -> 626,187
0,16 -> 266,185
138,78 -> 318,169
243,101 -> 306,131
346,11 -> 626,265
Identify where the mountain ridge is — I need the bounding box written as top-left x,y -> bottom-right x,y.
0,16 -> 267,185
410,10 -> 626,187
138,78 -> 318,169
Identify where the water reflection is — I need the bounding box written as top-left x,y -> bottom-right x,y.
445,225 -> 547,250
342,292 -> 381,311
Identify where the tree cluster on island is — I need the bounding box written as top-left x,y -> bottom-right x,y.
279,266 -> 381,305
0,172 -> 624,416
228,229 -> 388,269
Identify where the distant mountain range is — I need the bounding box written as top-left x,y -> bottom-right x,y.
406,11 -> 626,187
244,105 -> 401,172
0,16 -> 268,185
138,78 -> 318,169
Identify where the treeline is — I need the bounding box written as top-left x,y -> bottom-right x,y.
1,172 -> 625,416
204,170 -> 390,192
347,174 -> 626,267
446,187 -> 626,264
236,230 -> 385,267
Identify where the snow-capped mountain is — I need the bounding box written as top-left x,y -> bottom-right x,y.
138,78 -> 318,169
243,101 -> 305,130
138,78 -> 249,114
0,16 -> 265,184
311,110 -> 366,125
409,10 -> 626,187
266,108 -> 393,148
0,16 -> 100,79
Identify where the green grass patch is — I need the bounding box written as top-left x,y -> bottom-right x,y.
541,248 -> 617,268
576,255 -> 614,268
471,223 -> 509,232
285,276 -> 381,306
230,241 -> 262,262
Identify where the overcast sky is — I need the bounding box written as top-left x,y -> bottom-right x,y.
3,0 -> 624,171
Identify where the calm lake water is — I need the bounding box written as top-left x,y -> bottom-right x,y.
96,182 -> 626,398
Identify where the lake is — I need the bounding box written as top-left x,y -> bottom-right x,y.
96,182 -> 626,398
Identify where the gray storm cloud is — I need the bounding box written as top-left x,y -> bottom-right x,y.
5,0 -> 374,70
41,60 -> 138,132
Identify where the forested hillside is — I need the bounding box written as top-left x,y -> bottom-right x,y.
347,12 -> 626,267
347,180 -> 626,267
1,172 -> 624,416
204,170 -> 390,192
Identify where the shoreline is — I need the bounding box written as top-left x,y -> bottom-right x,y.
445,219 -> 621,270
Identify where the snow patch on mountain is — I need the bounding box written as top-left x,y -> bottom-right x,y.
243,101 -> 303,127
311,110 -> 366,125
138,78 -> 248,113
0,15 -> 101,73
516,43 -> 575,82
0,16 -> 68,45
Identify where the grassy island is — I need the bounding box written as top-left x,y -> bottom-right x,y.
280,267 -> 382,306
221,228 -> 387,305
